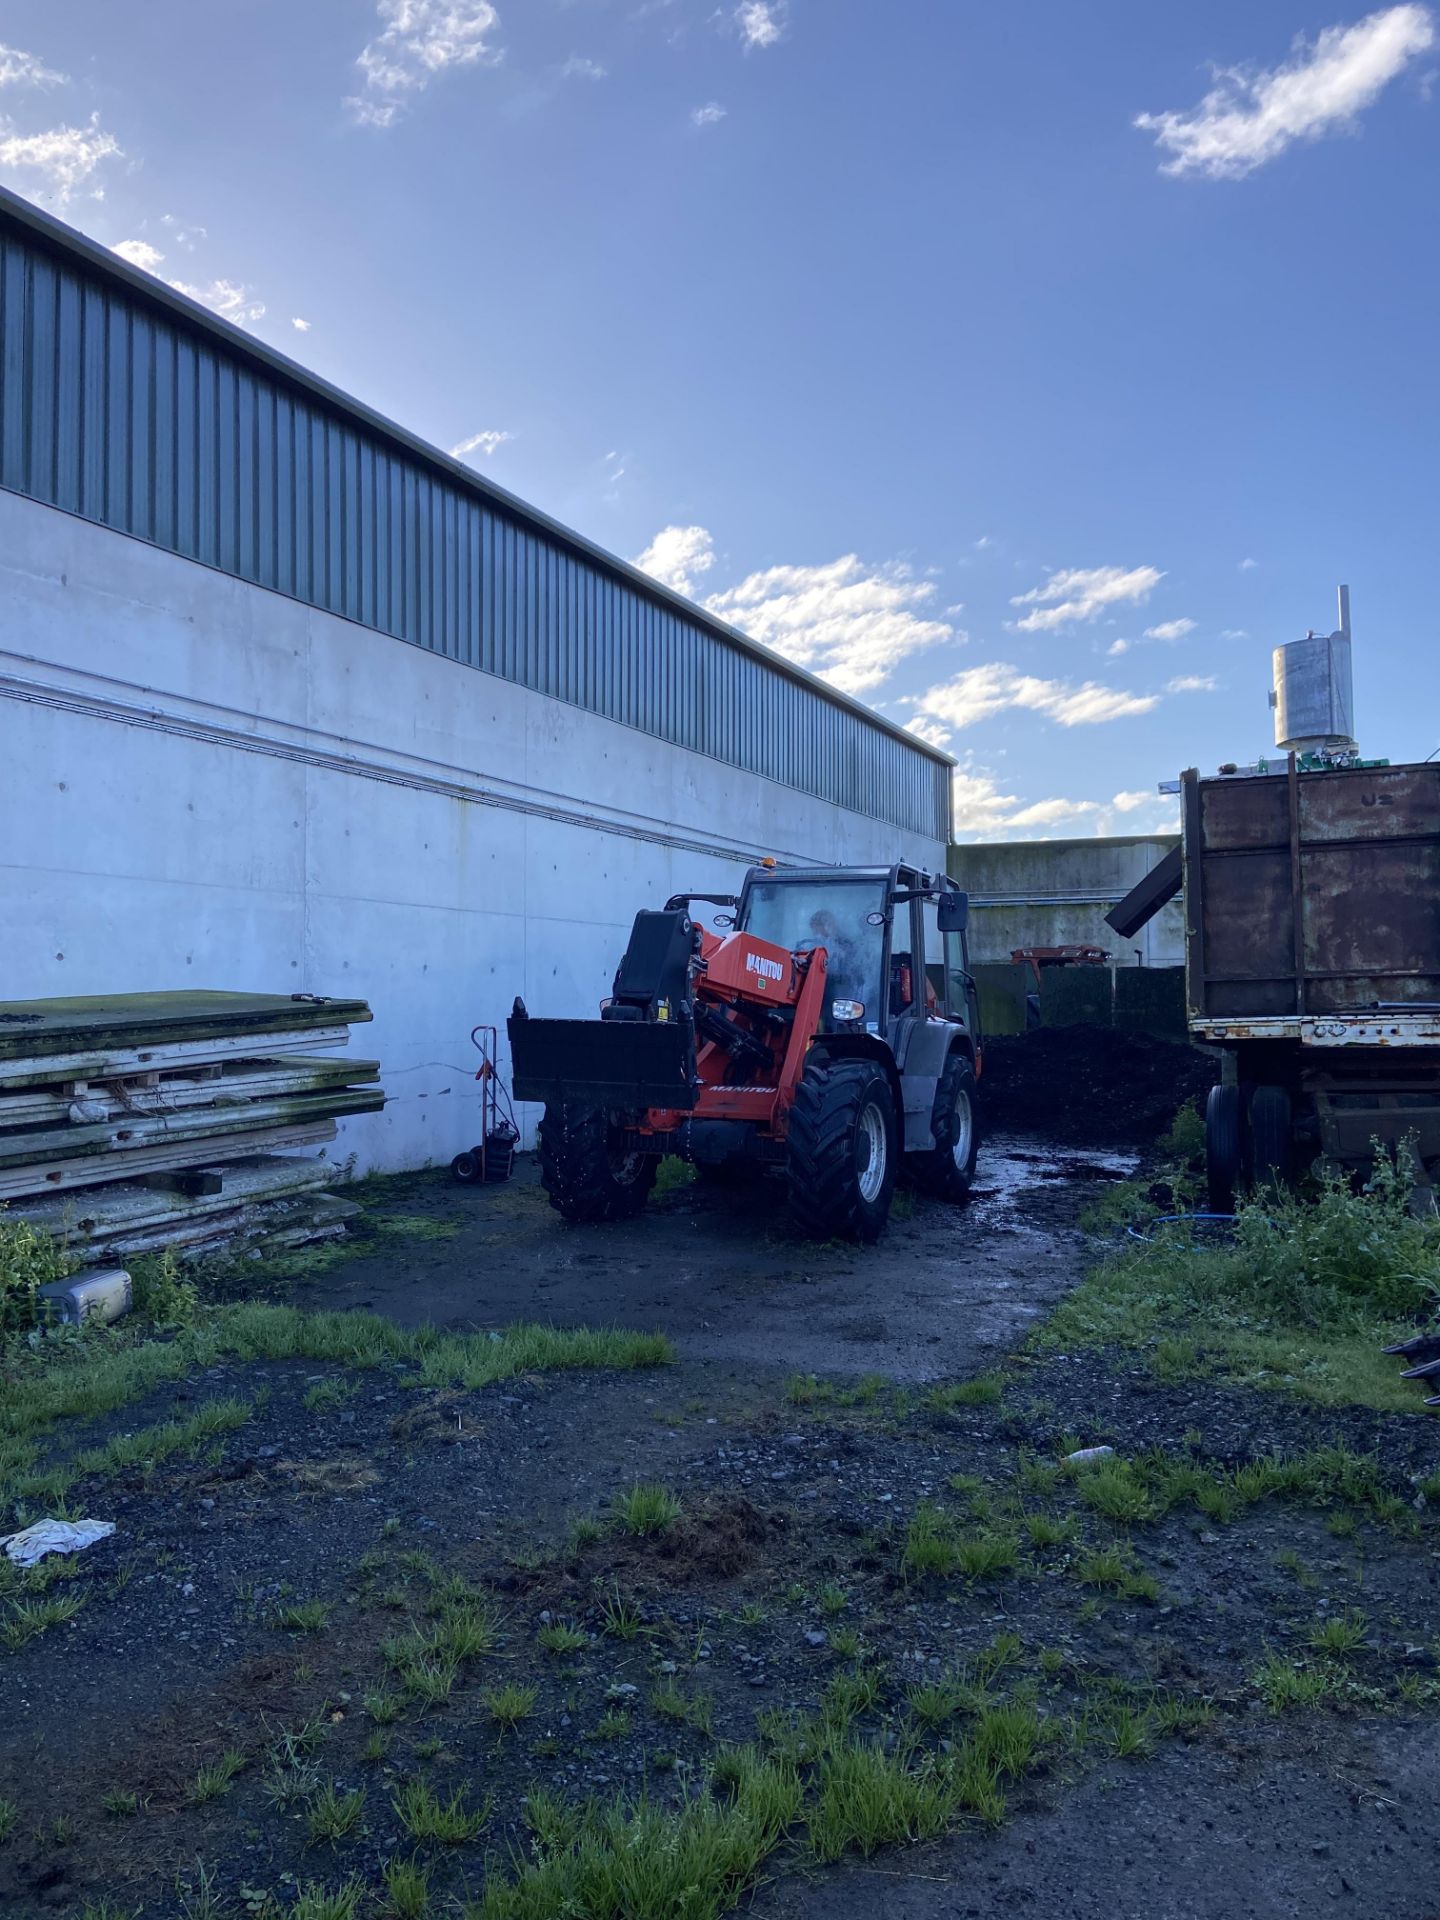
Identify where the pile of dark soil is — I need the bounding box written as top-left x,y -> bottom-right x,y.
980,1026 -> 1216,1147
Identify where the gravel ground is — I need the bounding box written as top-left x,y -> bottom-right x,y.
1,1121 -> 1437,1919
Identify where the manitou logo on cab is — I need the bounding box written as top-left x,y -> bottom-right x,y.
745,952 -> 785,984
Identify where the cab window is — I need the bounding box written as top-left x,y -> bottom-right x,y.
741,879 -> 887,1033
921,900 -> 945,1014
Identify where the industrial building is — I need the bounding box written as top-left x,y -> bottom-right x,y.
0,189 -> 951,1172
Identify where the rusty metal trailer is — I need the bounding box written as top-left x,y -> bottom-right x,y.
1177,757 -> 1440,1208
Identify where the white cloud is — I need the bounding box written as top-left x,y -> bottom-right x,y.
562,55 -> 607,80
1219,627 -> 1248,639
0,43 -> 67,89
168,277 -> 266,329
112,238 -> 164,273
705,553 -> 958,696
1167,674 -> 1218,693
947,762 -> 1104,838
349,0 -> 502,127
1106,638 -> 1131,657
1238,556 -> 1259,569
0,113 -> 121,200
691,101 -> 727,126
1137,5 -> 1436,180
905,662 -> 1159,743
1144,617 -> 1197,642
450,428 -> 513,460
292,316 -> 311,332
1111,790 -> 1155,812
634,525 -> 717,598
160,214 -> 207,249
1010,563 -> 1164,632
973,534 -> 993,550
736,1 -> 785,49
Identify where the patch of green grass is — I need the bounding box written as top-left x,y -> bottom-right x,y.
610,1483 -> 681,1537
904,1676 -> 963,1729
102,1788 -> 140,1818
1151,1691 -> 1214,1737
1071,1459 -> 1151,1524
1,1590 -> 86,1649
653,1156 -> 697,1195
816,1580 -> 848,1617
188,1750 -> 246,1804
1307,1608 -> 1368,1655
285,1882 -> 366,1920
926,1374 -> 1004,1414
476,1761 -> 801,1919
391,1778 -> 491,1843
971,1700 -> 1043,1778
537,1619 -> 589,1655
1016,1451 -> 1061,1496
651,1682 -> 715,1735
1075,1545 -> 1156,1601
900,1503 -> 956,1579
485,1684 -> 537,1728
381,1857 -> 432,1920
1152,1337 -> 1202,1383
362,1732 -> 389,1766
365,1688 -> 402,1725
808,1736 -> 951,1861
822,1667 -> 884,1725
1100,1702 -> 1154,1759
0,1798 -> 18,1842
1042,1153 -> 1440,1413
303,1378 -> 359,1414
378,1215 -> 462,1242
274,1598 -> 331,1634
1254,1654 -> 1336,1712
954,1533 -> 1019,1582
600,1586 -> 644,1640
784,1374 -> 834,1406
829,1626 -> 862,1660
0,1313 -> 672,1524
306,1782 -> 366,1844
1022,1510 -> 1073,1549
595,1710 -> 632,1741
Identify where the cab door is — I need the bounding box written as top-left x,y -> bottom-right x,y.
897,894 -> 957,1152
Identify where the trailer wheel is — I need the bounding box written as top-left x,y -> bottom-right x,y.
1249,1084 -> 1293,1191
1206,1083 -> 1244,1213
909,1051 -> 980,1203
787,1058 -> 897,1243
538,1104 -> 656,1224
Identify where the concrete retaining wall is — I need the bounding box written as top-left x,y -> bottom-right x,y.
0,491 -> 942,1172
951,834 -> 1184,966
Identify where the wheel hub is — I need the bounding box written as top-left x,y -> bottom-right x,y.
857,1101 -> 887,1203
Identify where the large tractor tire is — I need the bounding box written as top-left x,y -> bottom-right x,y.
538,1104 -> 657,1224
909,1050 -> 980,1204
1205,1083 -> 1244,1213
786,1058 -> 897,1243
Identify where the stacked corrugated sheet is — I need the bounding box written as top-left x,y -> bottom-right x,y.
0,992 -> 383,1262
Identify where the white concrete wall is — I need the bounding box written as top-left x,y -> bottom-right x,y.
0,491 -> 943,1170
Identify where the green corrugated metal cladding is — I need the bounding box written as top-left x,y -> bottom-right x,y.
0,194 -> 951,843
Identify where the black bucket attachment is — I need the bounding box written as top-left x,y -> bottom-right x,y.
507,1014 -> 696,1112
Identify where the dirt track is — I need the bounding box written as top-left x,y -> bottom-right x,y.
292,1137 -> 1138,1385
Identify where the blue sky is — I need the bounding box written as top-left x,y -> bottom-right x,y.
2,1 -> 1436,837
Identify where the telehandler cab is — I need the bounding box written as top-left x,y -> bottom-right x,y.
508,862 -> 981,1241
